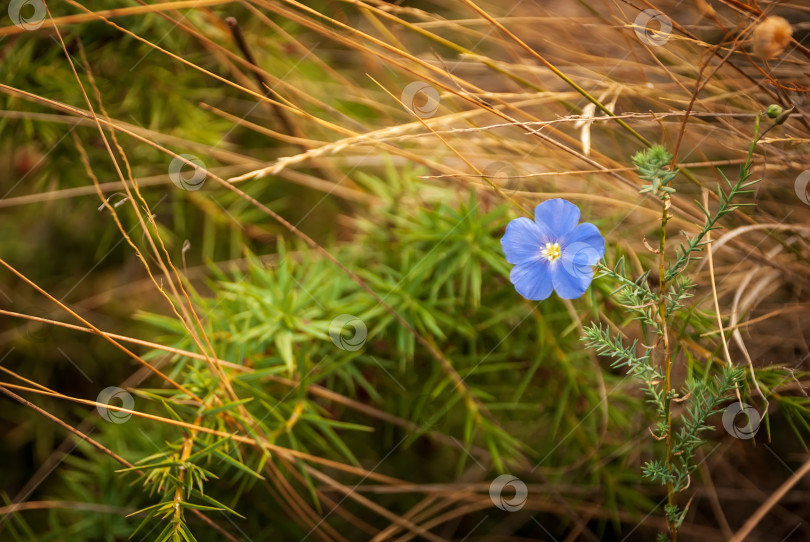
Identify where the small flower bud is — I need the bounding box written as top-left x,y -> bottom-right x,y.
774,106 -> 794,126
766,104 -> 782,119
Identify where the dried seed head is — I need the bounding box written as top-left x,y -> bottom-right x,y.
752,16 -> 793,59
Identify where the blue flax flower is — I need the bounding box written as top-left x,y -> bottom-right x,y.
501,199 -> 605,300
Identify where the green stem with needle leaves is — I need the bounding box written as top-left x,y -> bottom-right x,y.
582,105 -> 786,540
658,199 -> 676,540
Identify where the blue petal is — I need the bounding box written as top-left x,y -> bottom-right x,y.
551,261 -> 592,299
510,259 -> 554,300
501,217 -> 551,265
561,222 -> 605,262
555,223 -> 604,297
534,199 -> 580,239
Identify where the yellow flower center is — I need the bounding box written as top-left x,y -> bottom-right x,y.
541,242 -> 562,262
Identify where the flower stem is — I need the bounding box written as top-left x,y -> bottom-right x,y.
658,200 -> 676,541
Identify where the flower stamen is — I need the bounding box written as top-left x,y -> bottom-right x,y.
541,242 -> 562,262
